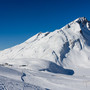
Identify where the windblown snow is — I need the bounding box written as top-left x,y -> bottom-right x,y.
0,17 -> 90,90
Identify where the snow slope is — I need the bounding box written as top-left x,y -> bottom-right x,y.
0,66 -> 47,90
0,17 -> 90,90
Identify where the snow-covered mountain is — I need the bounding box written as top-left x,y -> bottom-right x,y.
0,17 -> 90,68
0,17 -> 90,90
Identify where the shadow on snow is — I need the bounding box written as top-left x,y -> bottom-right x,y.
39,61 -> 74,75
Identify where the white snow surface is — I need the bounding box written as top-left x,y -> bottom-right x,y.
0,17 -> 90,90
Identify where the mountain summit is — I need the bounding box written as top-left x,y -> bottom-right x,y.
0,17 -> 90,69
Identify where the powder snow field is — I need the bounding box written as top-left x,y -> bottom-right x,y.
0,17 -> 90,90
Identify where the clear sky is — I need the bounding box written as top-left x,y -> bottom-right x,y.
0,0 -> 90,50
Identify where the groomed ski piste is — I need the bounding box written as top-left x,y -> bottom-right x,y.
0,17 -> 90,90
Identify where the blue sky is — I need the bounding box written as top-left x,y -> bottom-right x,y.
0,0 -> 90,50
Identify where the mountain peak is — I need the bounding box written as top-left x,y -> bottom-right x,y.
61,17 -> 90,34
75,17 -> 87,21
75,17 -> 88,24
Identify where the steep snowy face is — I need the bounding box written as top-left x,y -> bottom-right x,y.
0,17 -> 90,69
